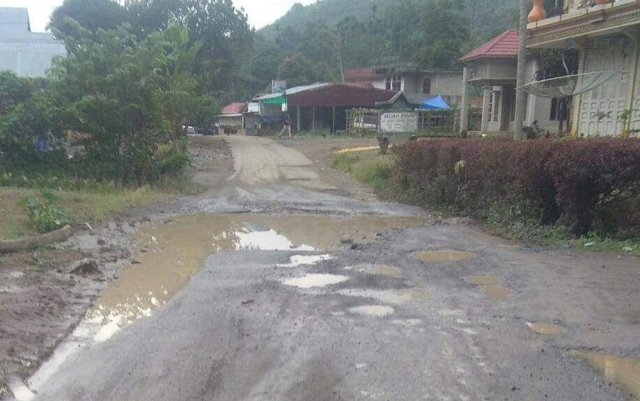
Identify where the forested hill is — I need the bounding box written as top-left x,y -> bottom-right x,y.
259,0 -> 520,49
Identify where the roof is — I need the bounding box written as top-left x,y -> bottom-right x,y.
254,83 -> 330,101
0,7 -> 30,34
459,29 -> 519,63
256,83 -> 398,108
221,102 -> 246,115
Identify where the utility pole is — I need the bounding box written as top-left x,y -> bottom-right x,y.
513,0 -> 529,140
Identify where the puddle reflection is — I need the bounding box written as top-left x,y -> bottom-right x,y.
349,305 -> 395,317
282,274 -> 350,289
570,350 -> 640,399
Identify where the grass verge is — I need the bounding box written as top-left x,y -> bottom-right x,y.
0,186 -> 169,240
331,150 -> 398,196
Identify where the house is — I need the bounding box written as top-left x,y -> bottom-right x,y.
253,83 -> 399,134
344,62 -> 464,107
458,29 -> 557,135
0,8 -> 66,78
527,0 -> 640,137
217,102 -> 246,128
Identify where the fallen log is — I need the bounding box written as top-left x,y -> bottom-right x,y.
0,225 -> 74,254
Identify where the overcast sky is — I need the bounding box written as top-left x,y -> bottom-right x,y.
0,0 -> 316,32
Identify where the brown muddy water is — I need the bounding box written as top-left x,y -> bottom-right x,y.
465,275 -> 511,300
569,350 -> 640,399
93,213 -> 429,330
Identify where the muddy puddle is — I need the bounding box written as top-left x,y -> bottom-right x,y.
334,146 -> 380,154
527,322 -> 567,335
569,350 -> 640,399
283,274 -> 350,289
412,250 -> 476,262
345,264 -> 402,277
465,275 -> 510,300
467,275 -> 502,286
349,305 -> 395,317
92,213 -> 428,332
483,286 -> 511,300
338,288 -> 428,305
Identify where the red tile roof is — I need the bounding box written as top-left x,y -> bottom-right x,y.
459,29 -> 519,62
221,102 -> 246,114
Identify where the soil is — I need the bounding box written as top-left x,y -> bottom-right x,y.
0,135 -> 376,396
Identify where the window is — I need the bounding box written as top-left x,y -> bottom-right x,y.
422,78 -> 431,94
550,98 -> 567,121
386,76 -> 402,91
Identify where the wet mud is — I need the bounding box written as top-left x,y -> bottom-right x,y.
570,350 -> 640,399
412,250 -> 476,262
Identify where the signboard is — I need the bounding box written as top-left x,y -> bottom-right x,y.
247,102 -> 260,113
272,80 -> 287,94
380,112 -> 418,133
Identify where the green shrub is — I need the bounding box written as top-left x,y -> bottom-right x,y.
19,190 -> 73,233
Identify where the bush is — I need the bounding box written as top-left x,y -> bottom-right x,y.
393,137 -> 640,239
546,138 -> 640,236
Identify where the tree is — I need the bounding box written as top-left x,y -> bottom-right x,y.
417,0 -> 470,69
0,71 -> 33,116
277,53 -> 338,87
48,22 -> 192,184
49,0 -> 129,39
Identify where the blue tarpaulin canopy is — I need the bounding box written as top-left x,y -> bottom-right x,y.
419,95 -> 451,110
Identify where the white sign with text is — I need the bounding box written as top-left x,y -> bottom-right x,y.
380,112 -> 418,133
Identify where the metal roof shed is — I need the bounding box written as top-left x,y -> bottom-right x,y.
255,83 -> 398,134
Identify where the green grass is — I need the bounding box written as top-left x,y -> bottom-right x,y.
0,186 -> 169,240
331,150 -> 398,195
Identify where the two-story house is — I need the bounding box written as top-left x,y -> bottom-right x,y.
528,0 -> 640,137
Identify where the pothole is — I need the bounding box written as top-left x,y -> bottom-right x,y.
569,350 -> 640,398
412,250 -> 476,262
348,305 -> 395,317
337,288 -> 428,305
527,322 -> 568,335
93,213 -> 427,330
483,285 -> 511,300
345,264 -> 402,277
282,274 -> 350,289
467,275 -> 502,286
277,254 -> 333,268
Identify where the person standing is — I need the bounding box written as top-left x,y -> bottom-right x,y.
277,114 -> 292,139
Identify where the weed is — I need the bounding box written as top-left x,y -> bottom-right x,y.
19,190 -> 72,233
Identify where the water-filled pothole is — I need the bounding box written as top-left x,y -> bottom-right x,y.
348,305 -> 395,317
338,288 -> 427,305
527,322 -> 567,335
569,350 -> 640,398
345,264 -> 402,277
282,274 -> 350,289
93,213 -> 428,331
483,285 -> 510,300
412,250 -> 476,262
467,275 -> 502,286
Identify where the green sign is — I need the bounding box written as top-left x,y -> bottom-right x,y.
262,96 -> 286,105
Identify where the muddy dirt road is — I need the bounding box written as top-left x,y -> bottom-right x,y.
7,135 -> 640,400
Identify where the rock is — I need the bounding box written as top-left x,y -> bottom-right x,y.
340,236 -> 353,244
622,246 -> 633,253
68,258 -> 102,276
584,242 -> 595,248
97,238 -> 107,246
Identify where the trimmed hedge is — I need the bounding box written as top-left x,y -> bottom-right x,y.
394,138 -> 640,238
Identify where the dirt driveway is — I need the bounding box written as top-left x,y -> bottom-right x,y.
2,135 -> 639,401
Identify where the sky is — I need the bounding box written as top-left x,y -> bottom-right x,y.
0,0 -> 316,32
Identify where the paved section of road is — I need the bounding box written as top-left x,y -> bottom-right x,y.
19,136 -> 640,401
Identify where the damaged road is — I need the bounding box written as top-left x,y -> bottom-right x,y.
4,135 -> 640,400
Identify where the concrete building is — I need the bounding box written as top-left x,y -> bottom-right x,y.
528,0 -> 640,137
0,7 -> 66,78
